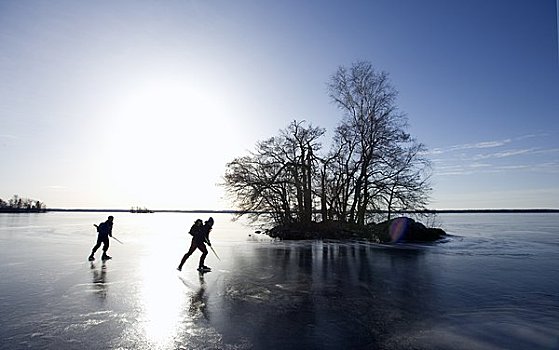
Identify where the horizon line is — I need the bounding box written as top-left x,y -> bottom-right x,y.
43,208 -> 559,214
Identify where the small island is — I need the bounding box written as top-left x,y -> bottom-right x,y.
130,206 -> 154,213
223,62 -> 446,244
265,217 -> 446,243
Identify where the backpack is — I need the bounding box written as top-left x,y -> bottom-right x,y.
189,224 -> 198,236
97,222 -> 105,234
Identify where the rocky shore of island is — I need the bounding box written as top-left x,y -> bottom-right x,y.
265,216 -> 446,243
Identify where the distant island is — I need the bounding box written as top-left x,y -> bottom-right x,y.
130,206 -> 154,213
0,195 -> 46,213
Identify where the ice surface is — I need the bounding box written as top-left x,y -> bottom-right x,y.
1,212 -> 558,349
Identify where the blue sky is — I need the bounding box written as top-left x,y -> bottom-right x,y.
1,0 -> 558,210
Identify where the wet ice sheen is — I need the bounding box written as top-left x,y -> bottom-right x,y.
0,212 -> 558,349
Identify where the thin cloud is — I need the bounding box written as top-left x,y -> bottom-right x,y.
528,162 -> 559,173
435,160 -> 559,177
471,140 -> 511,149
513,133 -> 547,141
472,148 -> 537,160
431,131 -> 558,177
469,162 -> 492,168
428,132 -> 553,155
496,164 -> 531,170
428,138 -> 511,155
532,147 -> 559,155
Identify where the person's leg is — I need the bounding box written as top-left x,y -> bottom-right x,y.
101,238 -> 111,259
198,244 -> 208,269
178,241 -> 197,270
89,237 -> 102,259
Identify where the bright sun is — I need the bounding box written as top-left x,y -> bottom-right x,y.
100,78 -> 237,209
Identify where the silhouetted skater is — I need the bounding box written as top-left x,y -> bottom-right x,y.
88,216 -> 114,261
177,217 -> 214,272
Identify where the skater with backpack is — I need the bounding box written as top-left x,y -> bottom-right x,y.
177,217 -> 214,272
88,216 -> 114,261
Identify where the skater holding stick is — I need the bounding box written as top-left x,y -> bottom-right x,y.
88,216 -> 114,261
177,217 -> 214,272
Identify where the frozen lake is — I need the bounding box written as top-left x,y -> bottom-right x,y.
1,212 -> 558,349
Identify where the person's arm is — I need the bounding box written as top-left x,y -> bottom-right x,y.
205,227 -> 212,246
108,223 -> 113,237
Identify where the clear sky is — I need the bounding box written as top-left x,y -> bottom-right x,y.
1,0 -> 558,210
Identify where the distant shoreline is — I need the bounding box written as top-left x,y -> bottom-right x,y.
44,208 -> 241,214
40,208 -> 559,214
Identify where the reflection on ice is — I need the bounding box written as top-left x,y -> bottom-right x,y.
187,274 -> 209,320
137,247 -> 185,349
90,261 -> 108,299
0,212 -> 558,349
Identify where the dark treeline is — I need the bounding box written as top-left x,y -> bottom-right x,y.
224,61 -> 431,227
0,195 -> 46,213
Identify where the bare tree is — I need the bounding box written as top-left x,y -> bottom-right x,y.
224,138 -> 293,224
224,61 -> 431,228
223,120 -> 324,226
318,123 -> 360,222
375,140 -> 432,220
280,121 -> 324,223
327,61 -> 431,224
